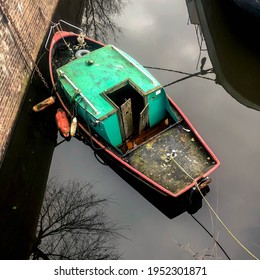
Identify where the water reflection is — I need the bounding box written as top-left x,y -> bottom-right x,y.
188,0 -> 260,110
47,0 -> 260,260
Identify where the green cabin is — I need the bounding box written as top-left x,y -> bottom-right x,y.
57,45 -> 176,150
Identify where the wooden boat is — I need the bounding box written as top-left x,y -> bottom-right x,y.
47,21 -> 220,199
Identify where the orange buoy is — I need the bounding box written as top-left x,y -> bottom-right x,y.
55,108 -> 70,138
32,96 -> 55,112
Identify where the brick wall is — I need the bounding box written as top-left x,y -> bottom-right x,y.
0,0 -> 59,164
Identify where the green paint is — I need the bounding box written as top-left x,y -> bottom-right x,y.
57,45 -> 161,119
57,44 -> 172,147
147,88 -> 166,127
102,113 -> 122,146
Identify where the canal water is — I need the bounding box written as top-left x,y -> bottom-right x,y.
46,0 -> 260,260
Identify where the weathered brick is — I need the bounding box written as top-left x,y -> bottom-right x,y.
0,0 -> 59,163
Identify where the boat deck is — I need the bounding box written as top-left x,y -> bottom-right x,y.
124,122 -> 216,195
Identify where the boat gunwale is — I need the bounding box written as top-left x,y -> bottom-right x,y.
49,30 -> 220,198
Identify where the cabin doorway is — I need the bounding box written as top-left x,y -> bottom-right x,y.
105,83 -> 146,142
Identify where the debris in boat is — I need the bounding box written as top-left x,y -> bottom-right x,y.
127,126 -> 214,194
77,34 -> 85,46
55,108 -> 70,138
32,96 -> 55,112
70,117 -> 77,137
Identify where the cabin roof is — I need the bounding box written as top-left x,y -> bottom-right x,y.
57,45 -> 161,118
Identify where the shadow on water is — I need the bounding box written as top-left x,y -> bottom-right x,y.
0,66 -> 58,259
0,0 -> 86,259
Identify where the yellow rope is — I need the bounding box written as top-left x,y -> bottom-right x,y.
172,158 -> 259,260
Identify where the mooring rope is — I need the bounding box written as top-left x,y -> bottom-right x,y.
144,65 -> 215,87
172,157 -> 259,260
190,214 -> 231,260
144,65 -> 215,81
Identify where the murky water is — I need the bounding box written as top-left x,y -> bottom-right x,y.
46,0 -> 260,260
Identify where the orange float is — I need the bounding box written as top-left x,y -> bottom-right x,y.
55,108 -> 70,138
